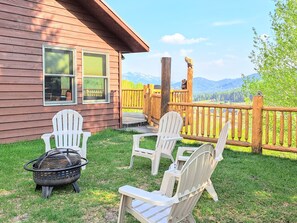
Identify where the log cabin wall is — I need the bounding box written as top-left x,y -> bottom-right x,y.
0,0 -> 130,143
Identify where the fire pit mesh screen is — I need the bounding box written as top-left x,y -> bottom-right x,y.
24,148 -> 88,198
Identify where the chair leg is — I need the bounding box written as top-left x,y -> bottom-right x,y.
151,156 -> 161,176
185,214 -> 196,223
117,195 -> 127,223
206,179 -> 218,202
129,155 -> 134,169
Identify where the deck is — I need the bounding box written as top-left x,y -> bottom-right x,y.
121,112 -> 157,133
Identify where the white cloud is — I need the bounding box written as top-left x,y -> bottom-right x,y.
161,33 -> 207,44
212,20 -> 244,27
148,51 -> 171,58
180,49 -> 193,56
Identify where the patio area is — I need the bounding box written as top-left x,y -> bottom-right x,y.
0,129 -> 296,222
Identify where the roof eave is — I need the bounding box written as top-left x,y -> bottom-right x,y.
76,0 -> 149,53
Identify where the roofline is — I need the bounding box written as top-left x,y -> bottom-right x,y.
79,0 -> 149,53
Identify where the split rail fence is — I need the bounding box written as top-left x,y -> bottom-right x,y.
122,86 -> 297,153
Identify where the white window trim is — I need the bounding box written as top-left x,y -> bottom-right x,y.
82,50 -> 110,104
42,45 -> 77,106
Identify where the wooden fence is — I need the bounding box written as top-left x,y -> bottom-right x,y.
121,86 -> 297,153
122,89 -> 143,109
168,96 -> 297,153
122,84 -> 189,113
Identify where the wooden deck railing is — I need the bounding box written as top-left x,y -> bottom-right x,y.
168,96 -> 297,153
122,86 -> 297,153
122,85 -> 188,113
262,106 -> 297,153
169,102 -> 253,148
122,89 -> 143,109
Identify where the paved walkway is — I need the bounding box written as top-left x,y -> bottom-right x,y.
121,112 -> 157,133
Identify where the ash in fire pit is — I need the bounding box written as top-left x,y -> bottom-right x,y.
24,148 -> 88,198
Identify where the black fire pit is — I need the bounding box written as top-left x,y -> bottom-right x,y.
24,148 -> 88,198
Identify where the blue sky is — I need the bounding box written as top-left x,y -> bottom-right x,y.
105,0 -> 275,81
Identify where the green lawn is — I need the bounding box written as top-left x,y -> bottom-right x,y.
0,129 -> 296,223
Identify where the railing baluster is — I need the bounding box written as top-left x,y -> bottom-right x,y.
295,115 -> 297,147
225,108 -> 229,123
191,106 -> 195,136
185,106 -> 189,135
245,109 -> 249,142
288,112 -> 292,147
213,108 -> 217,138
273,111 -> 277,145
201,107 -> 205,136
238,109 -> 242,141
280,112 -> 284,146
265,111 -> 269,144
231,109 -> 235,140
207,107 -> 211,137
196,107 -> 200,136
219,108 -> 223,132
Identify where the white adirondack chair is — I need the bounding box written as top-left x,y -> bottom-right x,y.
118,143 -> 215,223
41,109 -> 91,161
162,121 -> 230,201
129,111 -> 183,175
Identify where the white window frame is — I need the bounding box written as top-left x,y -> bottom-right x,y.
43,45 -> 77,106
82,50 -> 110,104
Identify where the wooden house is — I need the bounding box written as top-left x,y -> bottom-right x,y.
0,0 -> 149,143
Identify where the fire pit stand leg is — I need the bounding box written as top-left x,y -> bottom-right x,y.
42,186 -> 53,198
72,181 -> 80,193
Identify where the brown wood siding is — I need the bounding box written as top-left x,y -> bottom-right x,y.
0,0 -> 127,143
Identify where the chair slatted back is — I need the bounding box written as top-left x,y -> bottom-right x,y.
156,111 -> 183,156
214,121 -> 230,161
52,109 -> 83,148
169,144 -> 214,221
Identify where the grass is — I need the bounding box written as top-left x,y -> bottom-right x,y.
0,129 -> 297,223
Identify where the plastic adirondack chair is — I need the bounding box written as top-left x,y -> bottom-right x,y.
129,111 -> 183,175
118,143 -> 215,223
41,109 -> 91,162
162,121 -> 230,201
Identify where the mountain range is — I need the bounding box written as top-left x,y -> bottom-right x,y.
123,72 -> 259,94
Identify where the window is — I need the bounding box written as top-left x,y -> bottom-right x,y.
82,51 -> 109,103
43,46 -> 76,105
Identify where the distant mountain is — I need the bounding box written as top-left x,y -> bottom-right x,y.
123,72 -> 161,85
173,73 -> 259,94
122,72 -> 259,94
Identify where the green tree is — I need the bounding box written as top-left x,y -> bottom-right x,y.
243,0 -> 297,106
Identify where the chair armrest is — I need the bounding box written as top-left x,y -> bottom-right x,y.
159,169 -> 181,196
41,133 -> 54,152
119,185 -> 177,206
82,131 -> 91,139
215,155 -> 223,162
133,133 -> 158,149
176,143 -> 214,161
162,136 -> 183,142
81,131 -> 91,159
133,133 -> 158,139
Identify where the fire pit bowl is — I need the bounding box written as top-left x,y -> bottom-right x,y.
24,148 -> 88,198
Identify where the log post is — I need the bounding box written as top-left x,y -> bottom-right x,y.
143,84 -> 148,115
251,95 -> 264,154
185,57 -> 193,102
161,57 -> 171,117
147,84 -> 154,125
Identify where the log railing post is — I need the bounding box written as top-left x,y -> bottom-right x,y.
147,84 -> 154,125
185,57 -> 193,103
161,57 -> 171,117
252,95 -> 264,153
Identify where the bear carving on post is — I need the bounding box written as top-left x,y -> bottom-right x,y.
181,79 -> 187,89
